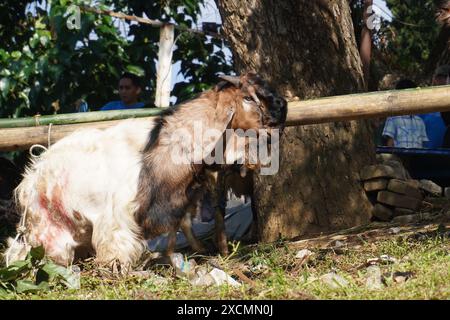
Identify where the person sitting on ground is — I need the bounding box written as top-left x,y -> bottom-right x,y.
101,72 -> 146,111
382,79 -> 429,148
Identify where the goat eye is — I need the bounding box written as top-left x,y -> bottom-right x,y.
243,96 -> 253,102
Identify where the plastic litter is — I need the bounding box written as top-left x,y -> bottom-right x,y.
320,272 -> 349,289
71,265 -> 81,290
367,254 -> 398,265
295,249 -> 313,265
365,265 -> 384,290
170,253 -> 197,279
190,267 -> 241,287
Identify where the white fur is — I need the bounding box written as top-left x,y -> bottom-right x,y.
242,101 -> 252,113
6,119 -> 154,267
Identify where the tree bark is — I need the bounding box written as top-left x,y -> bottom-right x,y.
216,0 -> 376,242
360,0 -> 373,88
427,1 -> 450,74
427,23 -> 450,75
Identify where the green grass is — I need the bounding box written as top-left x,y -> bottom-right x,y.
2,228 -> 448,300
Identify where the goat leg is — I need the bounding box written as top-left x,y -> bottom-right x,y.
180,211 -> 207,254
211,171 -> 228,256
166,228 -> 178,258
214,207 -> 228,256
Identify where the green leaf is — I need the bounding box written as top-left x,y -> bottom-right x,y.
11,51 -> 22,60
126,65 -> 145,77
0,78 -> 11,98
29,33 -> 40,49
40,35 -> 50,47
41,263 -> 80,289
15,280 -> 49,293
35,268 -> 50,284
0,69 -> 11,77
0,260 -> 31,282
107,63 -> 119,78
0,49 -> 9,60
0,286 -> 10,298
22,45 -> 34,59
29,245 -> 45,261
35,17 -> 47,30
19,92 -> 30,108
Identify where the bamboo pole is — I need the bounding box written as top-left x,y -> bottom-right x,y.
0,108 -> 163,129
286,85 -> 450,126
0,118 -> 151,152
1,85 -> 450,151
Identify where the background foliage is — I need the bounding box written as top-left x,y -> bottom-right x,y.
383,0 -> 440,76
350,0 -> 442,85
0,0 -> 445,117
0,0 -> 232,118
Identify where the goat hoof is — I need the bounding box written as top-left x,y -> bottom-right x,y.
215,238 -> 229,256
216,243 -> 229,256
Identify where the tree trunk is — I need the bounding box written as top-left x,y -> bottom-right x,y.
427,23 -> 450,75
216,0 -> 376,242
427,1 -> 450,74
360,0 -> 373,87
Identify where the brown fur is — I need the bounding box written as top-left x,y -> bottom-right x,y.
134,72 -> 287,255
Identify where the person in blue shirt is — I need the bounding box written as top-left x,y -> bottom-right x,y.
382,79 -> 430,148
419,112 -> 446,148
392,78 -> 446,148
101,72 -> 146,110
406,72 -> 448,149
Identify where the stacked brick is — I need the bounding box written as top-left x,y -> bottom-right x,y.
360,162 -> 442,223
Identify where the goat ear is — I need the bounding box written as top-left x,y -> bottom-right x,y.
201,102 -> 236,164
218,75 -> 241,88
214,104 -> 235,133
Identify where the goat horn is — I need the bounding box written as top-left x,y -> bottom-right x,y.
218,75 -> 240,87
247,86 -> 261,106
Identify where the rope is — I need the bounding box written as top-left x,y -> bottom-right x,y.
47,123 -> 53,147
4,206 -> 28,267
34,114 -> 41,126
29,144 -> 48,158
29,123 -> 52,158
5,123 -> 54,265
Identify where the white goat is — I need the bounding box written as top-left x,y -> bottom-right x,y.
6,119 -> 154,267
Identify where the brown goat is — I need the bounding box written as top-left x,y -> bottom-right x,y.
136,72 -> 287,257
164,167 -> 255,257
